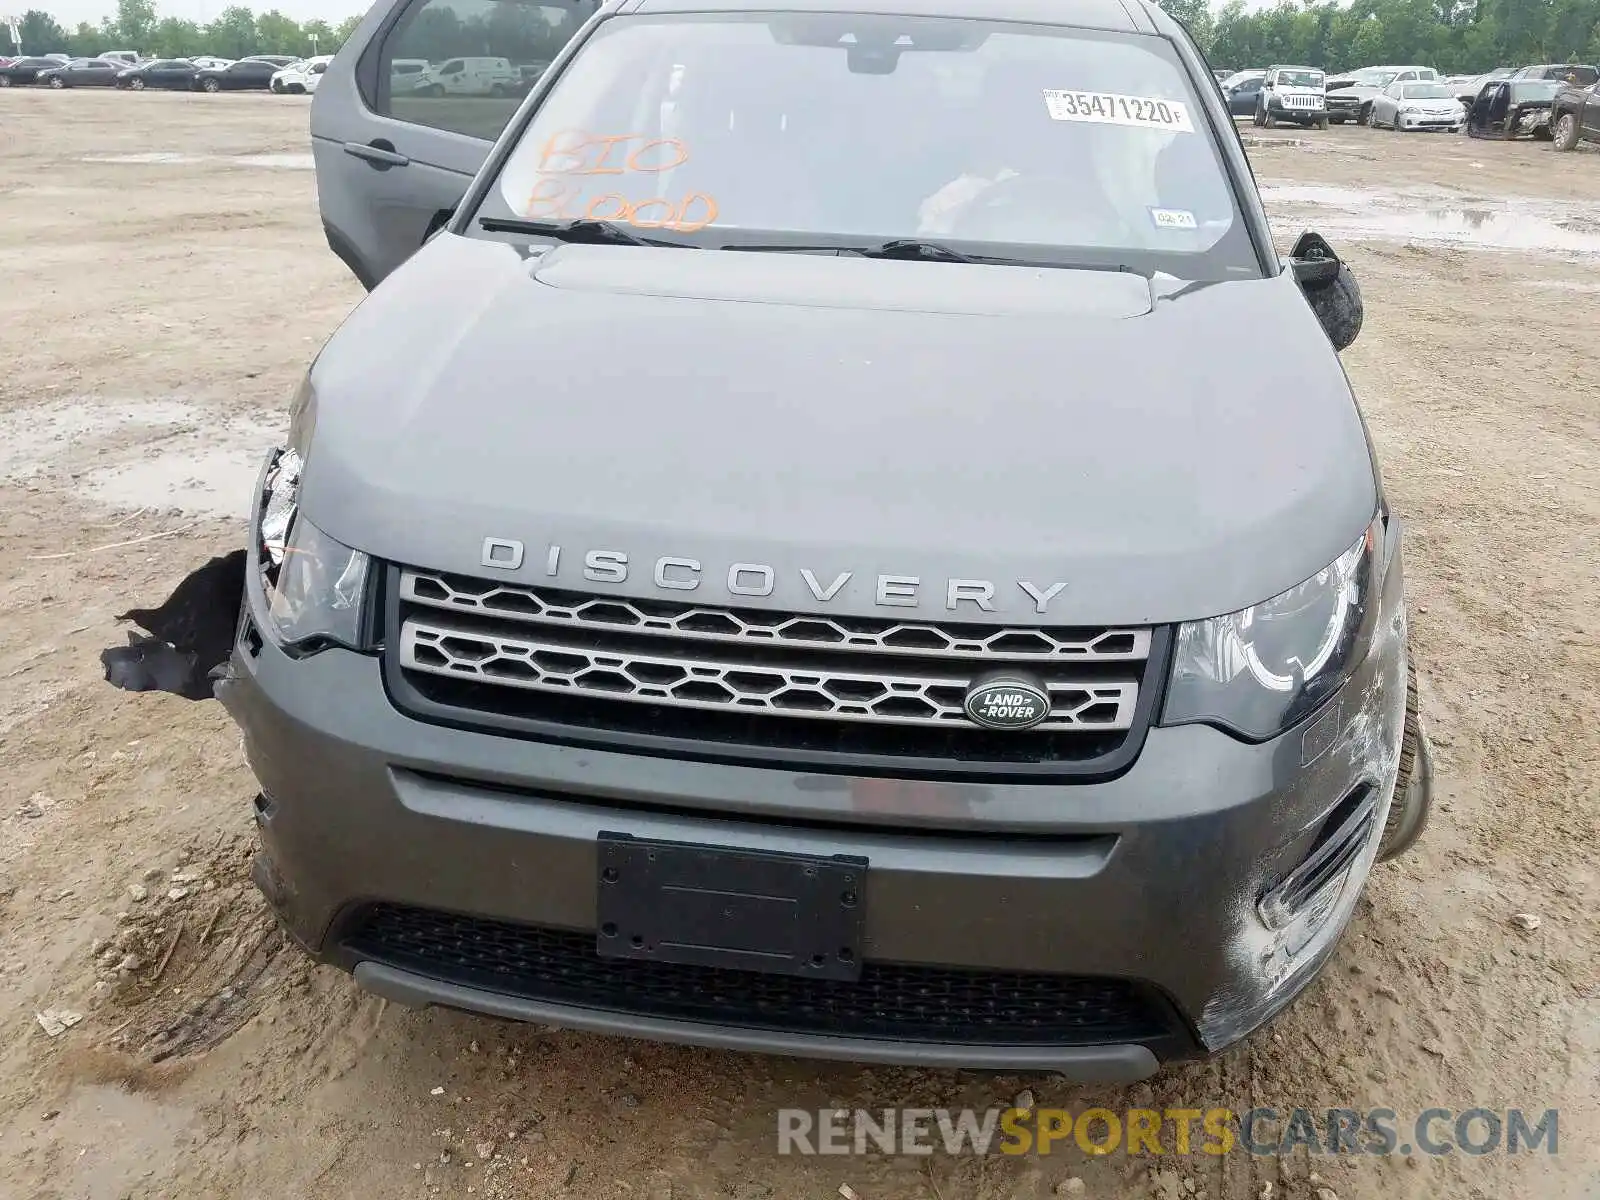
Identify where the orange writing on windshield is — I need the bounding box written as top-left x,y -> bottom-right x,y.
525,130 -> 715,232
526,178 -> 719,233
537,130 -> 691,176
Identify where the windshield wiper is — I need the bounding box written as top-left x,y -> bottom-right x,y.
862,239 -> 975,263
478,217 -> 692,248
725,238 -> 975,263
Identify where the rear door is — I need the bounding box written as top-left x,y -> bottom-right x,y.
310,0 -> 602,290
1583,82 -> 1600,137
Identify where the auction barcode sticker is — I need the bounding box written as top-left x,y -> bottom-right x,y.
1043,90 -> 1195,133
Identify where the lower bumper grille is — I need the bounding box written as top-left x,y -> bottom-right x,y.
343,903 -> 1181,1046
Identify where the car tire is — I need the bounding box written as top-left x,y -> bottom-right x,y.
1262,105 -> 1276,128
129,76 -> 144,90
203,78 -> 220,93
1554,112 -> 1581,150
1317,116 -> 1330,130
0,76 -> 11,88
1533,124 -> 1554,142
1358,103 -> 1371,126
489,83 -> 507,97
426,83 -> 444,98
48,75 -> 64,88
271,80 -> 282,93
1378,659 -> 1432,862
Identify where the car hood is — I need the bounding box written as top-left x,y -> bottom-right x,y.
301,236 -> 1378,626
1326,82 -> 1379,99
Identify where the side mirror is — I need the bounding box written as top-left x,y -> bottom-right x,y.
1289,231 -> 1364,352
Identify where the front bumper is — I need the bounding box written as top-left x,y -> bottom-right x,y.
218,474 -> 1409,1078
1399,112 -> 1463,130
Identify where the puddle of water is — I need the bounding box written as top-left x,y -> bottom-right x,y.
1259,185 -> 1600,256
0,398 -> 282,518
80,151 -> 313,170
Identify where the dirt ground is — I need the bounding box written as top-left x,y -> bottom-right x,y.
0,90 -> 1596,1200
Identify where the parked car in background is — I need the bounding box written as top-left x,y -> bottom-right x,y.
0,55 -> 65,85
1450,68 -> 1514,105
1218,68 -> 1265,116
97,50 -> 139,65
37,56 -> 126,87
1211,67 -> 1233,82
187,55 -> 234,70
242,54 -> 299,67
43,52 -> 70,62
195,58 -> 280,92
1509,63 -> 1599,86
1324,65 -> 1435,124
388,57 -> 430,87
1550,78 -> 1600,150
116,58 -> 200,89
1467,78 -> 1561,139
272,55 -> 333,93
1369,80 -> 1464,132
1254,64 -> 1328,128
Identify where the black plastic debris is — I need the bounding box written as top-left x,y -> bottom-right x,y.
100,550 -> 247,702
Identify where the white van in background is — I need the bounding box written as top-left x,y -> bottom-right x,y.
410,55 -> 519,97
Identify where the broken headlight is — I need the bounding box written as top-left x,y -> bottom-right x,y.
1162,519 -> 1381,740
257,444 -> 369,651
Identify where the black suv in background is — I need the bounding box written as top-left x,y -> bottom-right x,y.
1551,77 -> 1600,149
1510,63 -> 1599,86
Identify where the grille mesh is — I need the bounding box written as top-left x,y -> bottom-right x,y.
393,569 -> 1154,756
344,903 -> 1174,1045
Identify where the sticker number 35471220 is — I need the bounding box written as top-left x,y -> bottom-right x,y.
1043,90 -> 1195,133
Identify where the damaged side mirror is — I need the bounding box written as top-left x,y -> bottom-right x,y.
1288,231 -> 1364,352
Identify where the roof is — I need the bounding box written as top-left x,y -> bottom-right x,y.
634,0 -> 1173,36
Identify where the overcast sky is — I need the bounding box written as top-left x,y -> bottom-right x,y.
35,0 -> 1290,31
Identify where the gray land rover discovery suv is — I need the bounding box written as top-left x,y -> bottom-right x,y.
210,0 -> 1432,1080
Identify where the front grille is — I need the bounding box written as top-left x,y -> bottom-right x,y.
343,903 -> 1178,1045
1283,94 -> 1323,109
388,568 -> 1163,774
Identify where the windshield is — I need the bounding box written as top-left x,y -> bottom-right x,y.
1275,69 -> 1323,88
1345,69 -> 1397,87
1402,84 -> 1451,99
1512,81 -> 1562,101
479,13 -> 1259,279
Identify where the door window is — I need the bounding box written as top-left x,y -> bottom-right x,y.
376,0 -> 597,139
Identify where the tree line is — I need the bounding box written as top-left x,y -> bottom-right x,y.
1159,0 -> 1600,75
6,0 -> 362,61
9,0 -> 1600,73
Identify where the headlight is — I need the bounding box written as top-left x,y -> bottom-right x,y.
266,512 -> 370,648
1402,105 -> 1420,114
1162,519 -> 1382,740
256,383 -> 369,650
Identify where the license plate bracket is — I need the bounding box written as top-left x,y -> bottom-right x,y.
595,833 -> 867,982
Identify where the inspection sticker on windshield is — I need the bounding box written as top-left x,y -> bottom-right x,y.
1044,90 -> 1195,133
1150,208 -> 1197,230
